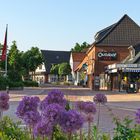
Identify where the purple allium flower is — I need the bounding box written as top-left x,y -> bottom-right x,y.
0,92 -> 9,102
93,93 -> 107,105
23,111 -> 41,127
83,101 -> 96,114
16,96 -> 40,119
0,92 -> 9,111
40,89 -> 66,110
75,101 -> 85,112
42,103 -> 64,125
33,120 -> 53,137
59,110 -> 84,134
136,109 -> 140,124
0,102 -> 9,111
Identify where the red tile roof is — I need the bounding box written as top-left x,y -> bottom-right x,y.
74,55 -> 88,72
72,52 -> 86,62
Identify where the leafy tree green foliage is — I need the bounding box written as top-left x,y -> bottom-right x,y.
8,41 -> 21,70
58,63 -> 71,76
7,41 -> 24,81
0,41 -> 43,82
71,42 -> 90,52
22,47 -> 43,72
50,64 -> 60,75
0,43 -> 2,54
22,47 -> 43,80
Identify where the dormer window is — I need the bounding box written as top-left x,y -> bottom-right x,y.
128,45 -> 135,60
39,65 -> 42,70
56,56 -> 59,59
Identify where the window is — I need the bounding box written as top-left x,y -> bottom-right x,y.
39,65 -> 42,70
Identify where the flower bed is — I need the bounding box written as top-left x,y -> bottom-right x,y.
0,90 -> 140,140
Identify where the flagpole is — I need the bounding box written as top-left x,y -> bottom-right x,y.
5,24 -> 8,77
5,24 -> 8,93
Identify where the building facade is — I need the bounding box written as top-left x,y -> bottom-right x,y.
34,50 -> 70,83
69,52 -> 85,85
107,43 -> 140,92
75,14 -> 140,90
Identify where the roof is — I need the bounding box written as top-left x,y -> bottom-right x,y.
124,52 -> 140,64
94,23 -> 116,42
41,50 -> 70,73
74,55 -> 88,72
71,52 -> 86,62
122,43 -> 140,64
95,14 -> 140,46
133,42 -> 140,55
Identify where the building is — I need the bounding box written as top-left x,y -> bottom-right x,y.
75,14 -> 140,90
69,52 -> 85,85
34,50 -> 70,83
107,42 -> 140,91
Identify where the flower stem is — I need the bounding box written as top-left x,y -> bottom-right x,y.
42,135 -> 45,140
0,111 -> 3,120
97,103 -> 101,129
68,132 -> 72,140
88,121 -> 91,140
80,128 -> 83,140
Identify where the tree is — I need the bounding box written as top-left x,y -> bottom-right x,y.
58,63 -> 71,81
71,42 -> 90,52
50,64 -> 59,75
8,41 -> 23,81
22,47 -> 43,80
50,64 -> 60,81
8,41 -> 22,71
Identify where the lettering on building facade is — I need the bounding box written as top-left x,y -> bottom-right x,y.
97,52 -> 117,61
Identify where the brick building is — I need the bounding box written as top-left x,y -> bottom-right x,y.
75,14 -> 140,90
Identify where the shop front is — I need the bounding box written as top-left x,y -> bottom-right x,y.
107,63 -> 140,92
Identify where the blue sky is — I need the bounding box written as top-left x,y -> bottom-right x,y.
0,0 -> 139,51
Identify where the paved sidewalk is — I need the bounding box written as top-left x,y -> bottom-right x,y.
8,87 -> 140,109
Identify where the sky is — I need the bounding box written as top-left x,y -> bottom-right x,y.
0,0 -> 139,52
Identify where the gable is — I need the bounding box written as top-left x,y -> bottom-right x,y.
72,52 -> 86,62
96,15 -> 140,46
133,42 -> 140,55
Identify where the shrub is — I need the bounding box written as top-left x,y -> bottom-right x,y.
0,76 -> 8,90
23,80 -> 39,87
8,80 -> 24,89
8,70 -> 22,82
0,75 -> 24,90
0,116 -> 30,140
113,117 -> 135,140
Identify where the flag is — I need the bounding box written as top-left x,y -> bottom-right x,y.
1,25 -> 8,61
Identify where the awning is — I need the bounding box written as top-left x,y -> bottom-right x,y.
123,68 -> 140,72
108,69 -> 118,73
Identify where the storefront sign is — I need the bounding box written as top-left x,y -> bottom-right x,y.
97,52 -> 117,61
116,64 -> 138,68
